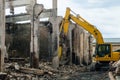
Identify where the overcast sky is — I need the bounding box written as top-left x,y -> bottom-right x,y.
6,0 -> 120,38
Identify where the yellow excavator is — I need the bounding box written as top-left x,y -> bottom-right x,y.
59,7 -> 120,70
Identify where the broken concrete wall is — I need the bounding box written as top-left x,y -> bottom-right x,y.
38,24 -> 51,61
6,23 -> 31,58
83,31 -> 90,65
72,25 -> 81,65
5,21 -> 93,66
71,24 -> 93,65
5,22 -> 51,61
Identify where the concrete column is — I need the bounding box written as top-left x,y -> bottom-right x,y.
30,18 -> 40,68
51,0 -> 60,68
29,1 -> 38,68
53,0 -> 57,8
50,16 -> 62,68
0,0 -> 5,72
77,25 -> 84,66
80,32 -> 84,66
83,32 -> 89,65
88,35 -> 94,64
68,23 -> 75,64
26,0 -> 44,68
52,0 -> 57,16
74,26 -> 80,64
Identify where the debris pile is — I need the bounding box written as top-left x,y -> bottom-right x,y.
0,61 -> 111,80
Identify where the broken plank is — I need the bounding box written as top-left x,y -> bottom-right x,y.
19,67 -> 44,75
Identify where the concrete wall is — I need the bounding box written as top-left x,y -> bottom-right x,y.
67,23 -> 93,65
5,21 -> 94,66
6,22 -> 51,61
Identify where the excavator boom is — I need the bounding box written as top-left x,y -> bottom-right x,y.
62,7 -> 104,44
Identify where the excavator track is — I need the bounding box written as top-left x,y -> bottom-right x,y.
90,62 -> 115,71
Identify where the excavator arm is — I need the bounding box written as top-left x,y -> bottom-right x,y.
61,7 -> 104,44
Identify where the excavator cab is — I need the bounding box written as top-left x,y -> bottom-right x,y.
95,44 -> 111,57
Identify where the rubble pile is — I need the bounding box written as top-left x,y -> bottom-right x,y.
0,61 -> 110,80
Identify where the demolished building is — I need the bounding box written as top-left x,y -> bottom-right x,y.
1,0 -> 93,70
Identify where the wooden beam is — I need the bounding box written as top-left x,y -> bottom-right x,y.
6,9 -> 54,23
19,67 -> 44,75
5,0 -> 31,9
